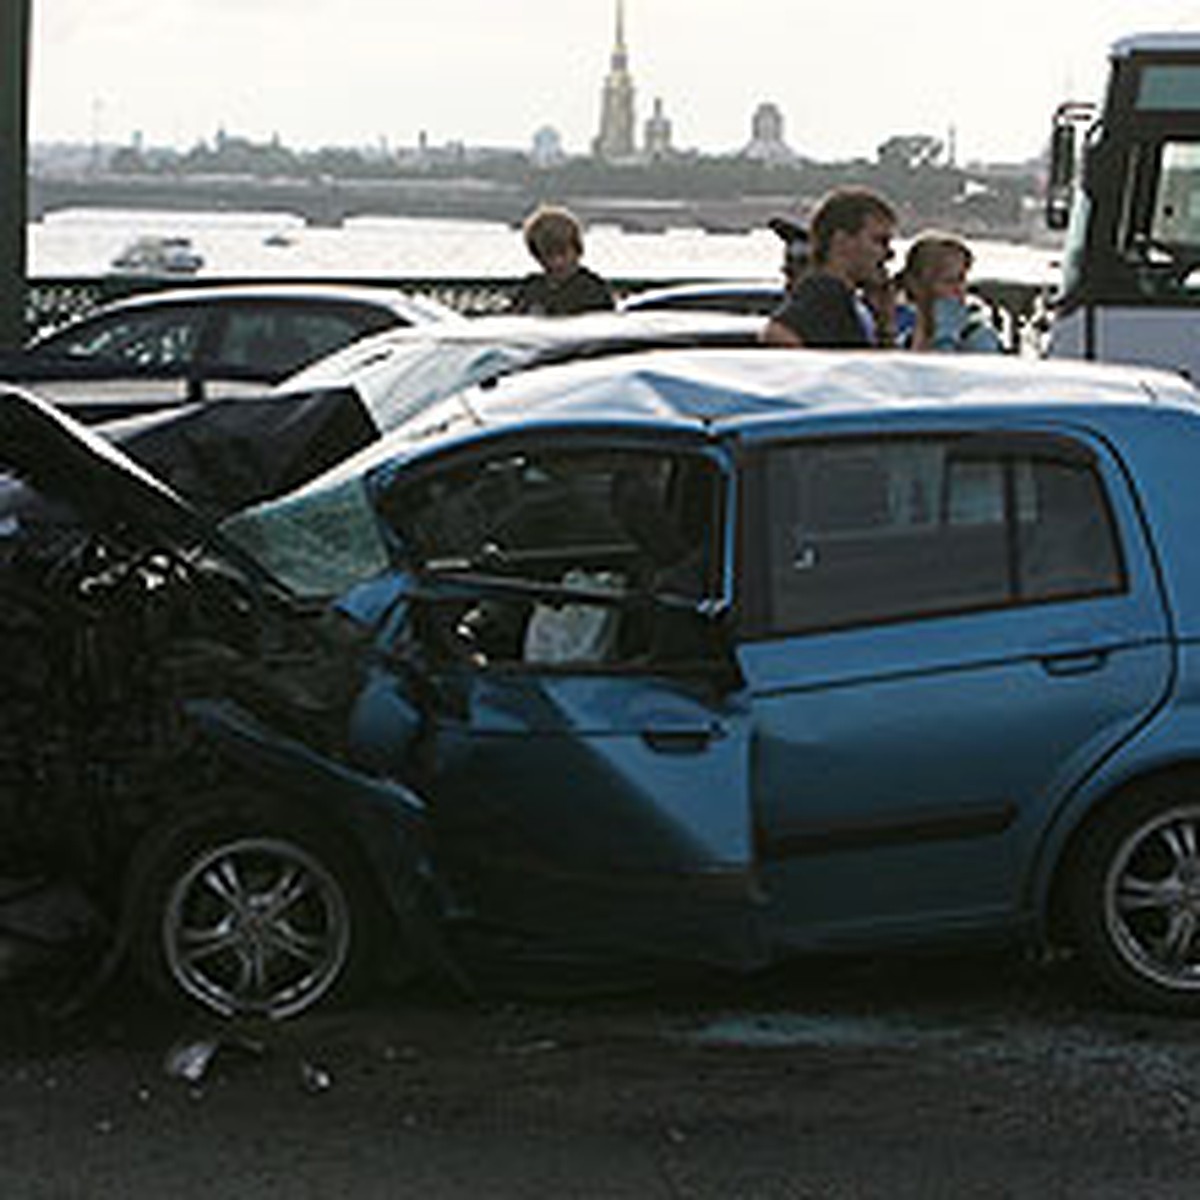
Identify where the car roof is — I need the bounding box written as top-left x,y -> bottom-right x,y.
38,282 -> 458,326
301,348 -> 1195,500
619,279 -> 782,313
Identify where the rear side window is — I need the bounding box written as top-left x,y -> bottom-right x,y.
746,434 -> 1125,636
214,305 -> 394,376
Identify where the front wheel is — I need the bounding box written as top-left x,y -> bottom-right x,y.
1069,785 -> 1200,1014
129,797 -> 374,1020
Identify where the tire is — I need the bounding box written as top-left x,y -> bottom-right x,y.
129,794 -> 377,1021
1068,783 -> 1200,1014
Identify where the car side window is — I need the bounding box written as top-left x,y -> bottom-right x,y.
215,307 -> 374,376
748,434 -> 1125,636
39,308 -> 200,368
381,446 -> 724,668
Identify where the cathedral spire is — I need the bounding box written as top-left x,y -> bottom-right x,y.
594,0 -> 636,159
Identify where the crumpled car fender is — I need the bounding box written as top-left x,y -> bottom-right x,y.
167,697 -> 467,990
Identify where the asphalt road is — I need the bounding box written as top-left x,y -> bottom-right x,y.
2,951 -> 1199,1199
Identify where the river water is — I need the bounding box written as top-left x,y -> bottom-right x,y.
30,207 -> 1062,287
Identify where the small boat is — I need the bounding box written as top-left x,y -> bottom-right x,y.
263,230 -> 295,248
110,235 -> 204,276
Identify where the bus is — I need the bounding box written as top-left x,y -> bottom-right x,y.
1046,33 -> 1200,380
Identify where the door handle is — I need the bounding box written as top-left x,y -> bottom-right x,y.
640,726 -> 719,754
1040,649 -> 1108,677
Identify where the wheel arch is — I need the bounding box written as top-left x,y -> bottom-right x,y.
115,698 -> 462,1000
1039,758 -> 1200,946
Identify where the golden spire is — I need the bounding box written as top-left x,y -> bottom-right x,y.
612,0 -> 628,71
595,0 -> 636,159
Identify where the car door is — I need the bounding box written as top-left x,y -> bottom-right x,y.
355,435 -> 765,966
735,425 -> 1174,950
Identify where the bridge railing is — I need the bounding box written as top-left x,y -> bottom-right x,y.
24,274 -> 1051,353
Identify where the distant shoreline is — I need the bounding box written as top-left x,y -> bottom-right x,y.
29,171 -> 1049,245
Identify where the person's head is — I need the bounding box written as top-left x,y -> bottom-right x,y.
900,233 -> 973,305
808,187 -> 896,288
523,205 -> 585,279
768,215 -> 810,293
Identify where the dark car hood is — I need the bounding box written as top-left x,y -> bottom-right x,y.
1,384 -> 229,554
104,385 -> 378,521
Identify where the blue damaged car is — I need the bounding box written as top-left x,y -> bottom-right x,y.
6,348 -> 1200,1020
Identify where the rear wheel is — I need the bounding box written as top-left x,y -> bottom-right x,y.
1069,784 -> 1200,1014
130,796 -> 374,1020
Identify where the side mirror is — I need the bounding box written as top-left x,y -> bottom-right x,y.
1045,121 -> 1076,231
1045,102 -> 1094,232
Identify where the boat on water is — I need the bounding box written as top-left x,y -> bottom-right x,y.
110,235 -> 204,276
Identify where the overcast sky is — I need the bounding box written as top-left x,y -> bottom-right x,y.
29,0 -> 1200,163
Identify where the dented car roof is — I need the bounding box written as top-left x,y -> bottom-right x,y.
290,347 -> 1200,491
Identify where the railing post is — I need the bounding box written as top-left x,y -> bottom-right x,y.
0,0 -> 32,350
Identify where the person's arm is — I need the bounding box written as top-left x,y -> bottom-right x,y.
861,278 -> 898,348
928,297 -> 1003,354
959,312 -> 1004,354
928,296 -> 970,351
761,316 -> 804,347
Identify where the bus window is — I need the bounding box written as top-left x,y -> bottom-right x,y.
1138,65 -> 1200,112
1151,142 -> 1200,250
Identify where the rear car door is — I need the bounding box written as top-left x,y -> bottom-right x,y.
735,425 -> 1173,949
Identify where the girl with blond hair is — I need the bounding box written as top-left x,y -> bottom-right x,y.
898,232 -> 1003,353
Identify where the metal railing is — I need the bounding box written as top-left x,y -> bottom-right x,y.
24,273 -> 1051,352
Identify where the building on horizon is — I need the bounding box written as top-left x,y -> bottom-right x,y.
593,0 -> 636,160
741,102 -> 798,165
643,97 -> 674,159
531,125 -> 566,168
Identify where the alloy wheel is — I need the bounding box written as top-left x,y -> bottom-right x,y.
162,836 -> 352,1019
1103,804 -> 1200,995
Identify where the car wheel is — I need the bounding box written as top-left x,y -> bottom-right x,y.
1069,784 -> 1200,1013
130,797 -> 373,1020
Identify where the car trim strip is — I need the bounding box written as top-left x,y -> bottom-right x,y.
761,801 -> 1019,860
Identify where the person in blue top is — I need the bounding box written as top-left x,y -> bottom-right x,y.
897,233 -> 1004,353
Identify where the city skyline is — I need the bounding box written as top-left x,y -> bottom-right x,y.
31,0 -> 1200,164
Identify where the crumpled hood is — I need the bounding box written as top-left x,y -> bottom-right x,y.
1,384 -> 229,554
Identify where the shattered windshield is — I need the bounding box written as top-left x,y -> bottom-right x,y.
219,473 -> 388,599
218,389 -> 479,598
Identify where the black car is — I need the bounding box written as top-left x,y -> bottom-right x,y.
2,283 -> 459,421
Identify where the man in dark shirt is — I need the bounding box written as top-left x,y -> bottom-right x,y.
762,187 -> 897,348
511,205 -> 615,316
